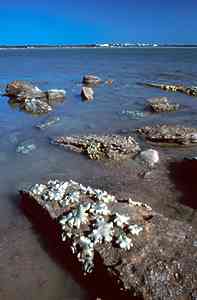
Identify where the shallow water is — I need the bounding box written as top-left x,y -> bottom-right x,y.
1,48 -> 197,300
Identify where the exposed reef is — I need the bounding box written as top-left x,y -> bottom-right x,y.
144,82 -> 197,96
52,135 -> 141,160
20,179 -> 197,300
137,124 -> 197,145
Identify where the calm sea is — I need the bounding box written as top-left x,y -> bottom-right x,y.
0,48 -> 197,300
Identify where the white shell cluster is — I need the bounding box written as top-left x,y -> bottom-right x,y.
29,179 -> 144,274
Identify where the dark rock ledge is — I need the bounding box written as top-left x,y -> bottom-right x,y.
20,180 -> 197,300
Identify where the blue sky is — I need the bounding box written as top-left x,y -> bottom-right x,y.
1,0 -> 197,45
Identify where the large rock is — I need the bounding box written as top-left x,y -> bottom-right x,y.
81,86 -> 94,101
52,135 -> 140,160
5,80 -> 66,114
147,97 -> 180,113
20,179 -> 197,300
137,124 -> 197,145
82,75 -> 102,85
144,82 -> 197,96
5,80 -> 42,97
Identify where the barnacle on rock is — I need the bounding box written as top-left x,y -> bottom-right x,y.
27,179 -> 146,274
113,213 -> 130,228
116,232 -> 133,250
61,191 -> 80,206
60,203 -> 91,229
90,202 -> 111,217
129,224 -> 143,236
86,142 -> 102,160
77,236 -> 95,273
30,183 -> 47,196
90,219 -> 114,244
94,189 -> 115,203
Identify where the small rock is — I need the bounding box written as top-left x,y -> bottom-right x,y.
16,141 -> 36,154
105,80 -> 113,85
147,97 -> 180,113
82,75 -> 102,85
139,149 -> 159,167
46,89 -> 66,102
81,86 -> 94,101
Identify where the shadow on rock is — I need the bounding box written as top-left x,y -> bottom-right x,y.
169,159 -> 197,209
20,195 -> 141,300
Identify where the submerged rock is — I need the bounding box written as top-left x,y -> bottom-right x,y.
36,116 -> 61,129
82,75 -> 102,85
144,82 -> 197,96
120,109 -> 144,120
137,124 -> 197,145
53,135 -> 140,160
5,80 -> 66,114
21,179 -> 197,300
16,141 -> 36,154
139,149 -> 159,167
81,86 -> 94,101
147,97 -> 180,113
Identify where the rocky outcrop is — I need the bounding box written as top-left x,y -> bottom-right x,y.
52,135 -> 140,160
82,75 -> 102,85
147,97 -> 180,113
137,124 -> 197,145
81,86 -> 94,101
144,82 -> 197,96
5,80 -> 42,97
5,80 -> 66,114
20,179 -> 197,300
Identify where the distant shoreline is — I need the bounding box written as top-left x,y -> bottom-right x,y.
0,45 -> 197,50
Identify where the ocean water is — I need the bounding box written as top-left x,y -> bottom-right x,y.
0,48 -> 197,300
